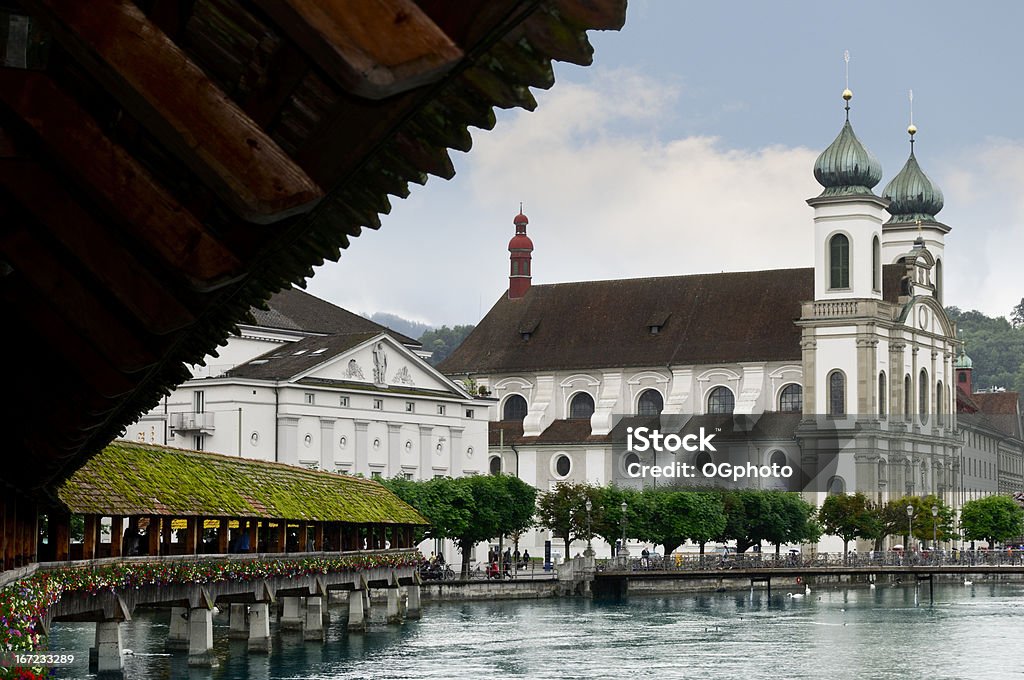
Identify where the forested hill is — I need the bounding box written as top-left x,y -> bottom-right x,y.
946,301 -> 1024,394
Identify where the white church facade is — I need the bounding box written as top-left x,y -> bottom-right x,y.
441,91 -> 1024,557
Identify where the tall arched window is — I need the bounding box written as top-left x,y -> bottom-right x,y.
502,394 -> 527,422
707,386 -> 735,414
872,235 -> 881,292
637,389 -> 664,415
829,233 -> 850,289
827,475 -> 846,495
935,259 -> 943,303
769,450 -> 788,468
878,371 -> 887,419
828,370 -> 845,416
936,380 -> 944,425
778,383 -> 802,412
904,374 -> 913,422
569,392 -> 595,419
919,369 -> 929,425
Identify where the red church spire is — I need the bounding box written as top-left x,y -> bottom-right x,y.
508,206 -> 533,299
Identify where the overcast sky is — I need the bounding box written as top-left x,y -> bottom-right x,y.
306,1 -> 1024,327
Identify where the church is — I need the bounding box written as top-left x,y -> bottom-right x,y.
441,90 -> 1024,556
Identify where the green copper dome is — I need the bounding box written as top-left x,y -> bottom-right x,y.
882,149 -> 944,223
813,120 -> 883,197
955,350 -> 973,370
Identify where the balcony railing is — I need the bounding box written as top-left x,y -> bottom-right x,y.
168,411 -> 215,432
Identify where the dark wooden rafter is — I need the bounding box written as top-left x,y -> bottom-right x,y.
0,69 -> 243,291
252,0 -> 463,100
20,0 -> 324,224
0,159 -> 196,336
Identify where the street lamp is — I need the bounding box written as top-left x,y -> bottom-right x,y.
907,504 -> 915,553
584,498 -> 594,557
619,501 -> 629,557
931,504 -> 939,555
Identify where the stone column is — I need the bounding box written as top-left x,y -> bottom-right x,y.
386,574 -> 401,624
387,423 -> 402,478
166,606 -> 189,650
248,602 -> 271,653
320,417 -> 336,472
187,607 -> 216,666
354,420 -> 370,477
94,621 -> 123,674
228,604 -> 248,639
405,583 -> 422,620
347,587 -> 366,631
280,596 -> 303,630
303,596 -> 324,641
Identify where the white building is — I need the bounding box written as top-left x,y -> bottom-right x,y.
442,93 -> 1024,557
125,287 -> 492,563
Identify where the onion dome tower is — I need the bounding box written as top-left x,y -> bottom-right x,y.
879,94 -> 951,299
955,344 -> 974,395
508,207 -> 533,299
807,78 -> 887,301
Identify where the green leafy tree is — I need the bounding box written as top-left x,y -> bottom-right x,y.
881,495 -> 956,549
420,324 -> 476,366
591,486 -> 640,558
768,492 -> 821,553
536,482 -> 598,559
819,493 -> 881,555
633,489 -> 726,556
947,306 -> 1024,393
960,495 -> 1024,548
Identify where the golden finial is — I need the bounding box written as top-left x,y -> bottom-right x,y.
907,89 -> 917,144
916,218 -> 923,233
842,51 -> 852,118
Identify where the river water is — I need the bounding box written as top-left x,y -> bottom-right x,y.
47,582 -> 1022,679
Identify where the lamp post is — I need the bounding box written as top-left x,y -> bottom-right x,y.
907,504 -> 915,553
931,504 -> 939,556
584,498 -> 594,557
618,501 -> 629,557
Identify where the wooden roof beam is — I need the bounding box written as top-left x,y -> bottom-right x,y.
0,160 -> 197,336
252,0 -> 464,100
21,0 -> 323,224
0,70 -> 243,291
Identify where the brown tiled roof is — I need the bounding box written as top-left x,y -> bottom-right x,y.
970,392 -> 1022,439
489,421 -> 525,447
442,268 -> 815,374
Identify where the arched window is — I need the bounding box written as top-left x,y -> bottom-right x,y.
878,371 -> 887,419
637,389 -> 664,416
872,235 -> 881,292
827,475 -> 846,495
707,386 -> 735,414
904,374 -> 913,422
919,369 -> 929,425
695,451 -> 713,470
936,380 -> 944,425
623,452 -> 640,474
935,259 -> 943,303
778,384 -> 802,413
503,394 -> 528,422
769,450 -> 788,468
829,234 -> 850,289
828,371 -> 845,416
569,392 -> 595,419
489,455 -> 502,475
877,459 -> 887,483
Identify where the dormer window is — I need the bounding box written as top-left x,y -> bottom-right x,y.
646,311 -> 670,336
518,318 -> 539,342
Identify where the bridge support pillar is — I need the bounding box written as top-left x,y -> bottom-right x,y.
386,581 -> 401,624
406,584 -> 421,620
94,621 -> 123,674
348,588 -> 366,632
187,607 -> 216,667
166,606 -> 189,650
247,603 -> 272,653
228,604 -> 248,639
303,596 -> 325,640
281,596 -> 303,630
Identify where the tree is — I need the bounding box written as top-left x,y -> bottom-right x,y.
819,493 -> 880,556
419,324 -> 476,366
881,495 -> 956,550
634,489 -> 726,556
960,495 -> 1024,548
768,493 -> 821,553
536,482 -> 598,560
591,486 -> 640,558
1012,298 -> 1024,329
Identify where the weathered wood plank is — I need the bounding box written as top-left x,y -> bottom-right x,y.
22,0 -> 323,223
0,160 -> 197,335
0,69 -> 244,290
253,0 -> 463,99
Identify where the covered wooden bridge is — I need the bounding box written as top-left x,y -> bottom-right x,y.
48,440 -> 427,562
